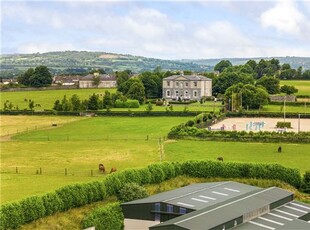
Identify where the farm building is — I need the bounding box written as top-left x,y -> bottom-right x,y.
162,74 -> 212,101
121,181 -> 310,230
79,73 -> 117,88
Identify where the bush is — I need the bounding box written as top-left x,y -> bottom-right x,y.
114,99 -> 140,108
20,196 -> 46,224
302,171 -> 310,193
148,164 -> 165,183
0,202 -> 24,230
117,183 -> 148,202
82,203 -> 124,230
41,192 -> 64,216
55,185 -> 84,210
276,122 -> 291,128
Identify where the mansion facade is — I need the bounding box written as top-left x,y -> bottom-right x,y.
162,74 -> 212,101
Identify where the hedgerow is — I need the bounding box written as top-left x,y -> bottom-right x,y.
82,203 -> 124,230
168,125 -> 310,143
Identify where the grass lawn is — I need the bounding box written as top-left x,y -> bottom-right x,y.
280,80 -> 310,95
0,88 -> 116,111
259,104 -> 310,113
0,115 -> 86,137
165,140 -> 310,174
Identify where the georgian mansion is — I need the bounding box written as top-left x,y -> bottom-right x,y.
162,74 -> 212,101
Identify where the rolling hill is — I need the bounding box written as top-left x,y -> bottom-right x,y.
1,51 -> 309,78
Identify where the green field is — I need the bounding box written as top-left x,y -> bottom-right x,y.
259,104 -> 310,113
0,88 -> 116,111
280,80 -> 310,95
1,115 -> 310,204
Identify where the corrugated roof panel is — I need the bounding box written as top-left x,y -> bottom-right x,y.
152,187 -> 293,230
122,182 -> 227,205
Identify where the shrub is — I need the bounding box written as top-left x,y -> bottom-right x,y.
114,99 -> 140,108
148,164 -> 165,183
41,192 -> 64,216
82,203 -> 124,230
136,167 -> 152,185
276,122 -> 291,128
55,184 -> 88,210
0,202 -> 24,230
117,183 -> 148,202
302,171 -> 310,193
20,196 -> 46,224
104,175 -> 123,196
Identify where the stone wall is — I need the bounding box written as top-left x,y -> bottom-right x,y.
269,95 -> 296,102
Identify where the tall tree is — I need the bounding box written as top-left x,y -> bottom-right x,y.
17,68 -> 34,86
225,83 -> 269,110
126,82 -> 145,104
88,93 -> 100,110
29,66 -> 53,87
214,60 -> 232,73
256,76 -> 280,94
70,94 -> 81,111
102,91 -> 113,109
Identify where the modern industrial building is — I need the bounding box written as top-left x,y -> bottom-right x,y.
162,74 -> 212,101
121,181 -> 310,230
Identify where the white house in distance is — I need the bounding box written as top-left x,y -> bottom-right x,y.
79,73 -> 117,88
162,74 -> 212,101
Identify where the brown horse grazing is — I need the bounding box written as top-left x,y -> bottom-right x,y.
278,146 -> 282,153
99,164 -> 105,173
110,167 -> 117,173
217,156 -> 224,162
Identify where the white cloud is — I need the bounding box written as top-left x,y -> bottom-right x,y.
260,0 -> 310,39
17,42 -> 76,53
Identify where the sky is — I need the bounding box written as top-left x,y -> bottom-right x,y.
1,0 -> 310,59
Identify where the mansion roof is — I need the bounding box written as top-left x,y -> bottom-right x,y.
164,74 -> 212,81
80,74 -> 116,81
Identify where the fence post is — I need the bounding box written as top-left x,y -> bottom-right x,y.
65,168 -> 67,176
146,135 -> 149,141
40,168 -> 42,175
16,167 -> 18,174
91,169 -> 93,177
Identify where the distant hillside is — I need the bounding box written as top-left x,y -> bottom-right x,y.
182,57 -> 310,70
1,51 -> 309,79
0,51 -> 212,78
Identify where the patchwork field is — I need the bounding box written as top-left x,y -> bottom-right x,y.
1,115 -> 310,204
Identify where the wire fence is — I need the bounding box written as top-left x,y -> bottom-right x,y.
0,166 -> 113,177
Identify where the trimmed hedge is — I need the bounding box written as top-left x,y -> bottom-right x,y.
168,125 -> 310,143
181,161 -> 302,188
82,202 -> 124,230
276,122 -> 291,128
0,202 -> 24,230
114,99 -> 140,108
0,161 -> 303,229
226,111 -> 310,118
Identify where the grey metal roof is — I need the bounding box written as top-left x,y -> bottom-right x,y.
150,187 -> 294,230
234,201 -> 310,230
122,181 -> 259,210
163,74 -> 212,81
80,74 -> 116,81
